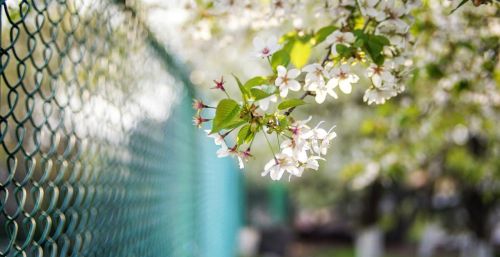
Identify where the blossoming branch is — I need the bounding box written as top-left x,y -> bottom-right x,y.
193,0 -> 420,181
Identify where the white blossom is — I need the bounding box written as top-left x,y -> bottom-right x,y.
326,30 -> 355,56
281,138 -> 309,163
363,87 -> 398,105
261,119 -> 337,181
309,122 -> 337,155
327,64 -> 359,94
376,20 -> 409,49
216,145 -> 232,158
302,63 -> 328,89
275,65 -> 301,97
359,0 -> 387,21
205,130 -> 225,146
366,63 -> 396,89
262,154 -> 301,181
253,36 -> 282,58
308,81 -> 338,104
289,116 -> 312,140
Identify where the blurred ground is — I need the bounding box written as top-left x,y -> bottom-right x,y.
288,242 -> 455,257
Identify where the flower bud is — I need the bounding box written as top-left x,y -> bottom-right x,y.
192,99 -> 206,110
193,115 -> 210,128
212,76 -> 226,91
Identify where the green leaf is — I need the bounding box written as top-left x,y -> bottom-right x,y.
236,124 -> 254,145
353,38 -> 364,48
277,115 -> 289,130
336,44 -> 351,55
271,49 -> 290,70
237,124 -> 252,145
278,98 -> 306,110
364,35 -> 390,65
450,0 -> 469,14
290,40 -> 312,68
371,35 -> 390,46
250,88 -> 272,101
314,25 -> 337,45
244,76 -> 268,90
232,74 -> 251,102
211,99 -> 243,133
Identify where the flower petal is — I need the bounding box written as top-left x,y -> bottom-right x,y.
339,80 -> 352,94
287,68 -> 301,79
287,80 -> 301,91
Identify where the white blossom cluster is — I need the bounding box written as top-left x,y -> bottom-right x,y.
262,118 -> 337,181
190,0 -> 425,181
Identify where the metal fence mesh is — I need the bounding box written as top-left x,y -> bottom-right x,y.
0,1 -> 241,256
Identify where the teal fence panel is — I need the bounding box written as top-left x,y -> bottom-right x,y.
199,131 -> 242,257
0,0 -> 242,256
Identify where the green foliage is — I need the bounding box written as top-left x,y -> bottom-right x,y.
336,44 -> 356,59
232,74 -> 251,102
450,0 -> 470,14
277,98 -> 306,110
237,124 -> 254,145
354,30 -> 391,65
250,88 -> 272,100
277,114 -> 289,130
314,25 -> 337,45
290,39 -> 312,68
271,49 -> 290,70
211,99 -> 244,133
244,76 -> 268,90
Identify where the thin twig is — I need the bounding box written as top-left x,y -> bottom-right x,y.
263,131 -> 276,159
284,91 -> 313,116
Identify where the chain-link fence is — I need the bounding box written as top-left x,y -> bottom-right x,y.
0,0 -> 241,256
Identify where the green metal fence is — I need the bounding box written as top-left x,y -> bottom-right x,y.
0,0 -> 241,256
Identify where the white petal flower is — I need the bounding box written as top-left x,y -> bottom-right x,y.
375,20 -> 409,49
253,36 -> 282,58
237,150 -> 251,169
328,64 -> 359,94
289,116 -> 312,140
262,154 -> 300,181
366,64 -> 396,89
275,65 -> 301,98
216,145 -> 230,158
359,0 -> 386,21
205,130 -> 226,146
304,156 -> 325,171
281,139 -> 309,163
310,123 -> 337,155
326,31 -> 355,56
308,81 -> 338,104
326,30 -> 355,45
302,63 -> 328,90
363,87 -> 399,105
380,0 -> 407,21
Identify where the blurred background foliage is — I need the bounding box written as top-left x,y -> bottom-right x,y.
154,0 -> 499,256
0,0 -> 498,256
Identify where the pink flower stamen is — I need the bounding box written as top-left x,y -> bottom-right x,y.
212,76 -> 226,91
192,99 -> 206,110
193,115 -> 210,128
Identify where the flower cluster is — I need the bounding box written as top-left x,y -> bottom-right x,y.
263,118 -> 336,181
192,0 -> 421,180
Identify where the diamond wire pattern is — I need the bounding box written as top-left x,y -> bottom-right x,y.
0,0 -> 208,256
